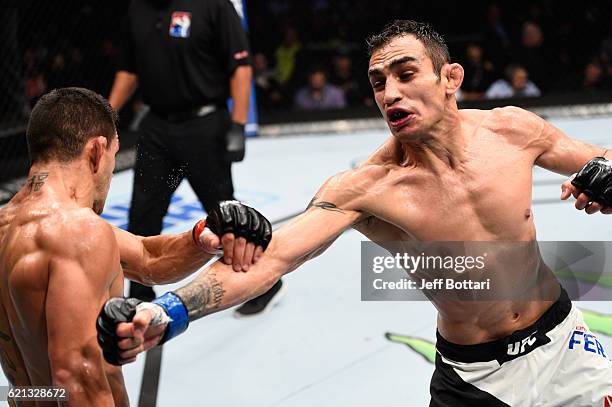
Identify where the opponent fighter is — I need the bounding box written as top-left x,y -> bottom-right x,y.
100,21 -> 612,405
0,87 -> 271,406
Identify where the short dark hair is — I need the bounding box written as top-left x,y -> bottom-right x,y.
366,20 -> 450,76
26,87 -> 118,164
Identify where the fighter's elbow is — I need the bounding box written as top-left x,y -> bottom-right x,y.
123,262 -> 156,286
51,365 -> 81,389
51,358 -> 108,393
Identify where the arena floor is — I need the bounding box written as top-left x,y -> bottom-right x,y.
2,115 -> 612,406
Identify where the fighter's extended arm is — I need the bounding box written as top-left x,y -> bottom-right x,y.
113,227 -> 214,286
113,201 -> 273,285
98,173 -> 369,363
174,198 -> 363,321
514,107 -> 612,213
525,109 -> 611,174
46,220 -> 121,406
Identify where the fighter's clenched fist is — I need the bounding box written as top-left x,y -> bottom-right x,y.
97,297 -> 167,365
561,157 -> 612,214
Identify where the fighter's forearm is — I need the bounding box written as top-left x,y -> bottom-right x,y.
536,121 -> 611,175
229,65 -> 252,124
172,205 -> 357,320
125,231 -> 212,286
564,142 -> 610,174
174,252 -> 285,321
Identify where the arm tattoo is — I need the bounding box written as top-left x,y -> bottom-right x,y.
27,172 -> 49,193
306,196 -> 345,213
175,272 -> 226,320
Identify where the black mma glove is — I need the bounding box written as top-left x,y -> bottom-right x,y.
97,294 -> 184,365
205,200 -> 272,250
97,297 -> 142,366
226,122 -> 246,162
571,157 -> 612,207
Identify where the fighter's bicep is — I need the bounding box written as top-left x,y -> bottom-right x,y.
309,169 -> 377,213
45,262 -> 110,380
45,253 -> 117,393
353,215 -> 404,241
46,227 -> 118,361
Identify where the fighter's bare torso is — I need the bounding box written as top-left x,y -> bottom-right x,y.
0,184 -> 125,401
325,107 -> 559,344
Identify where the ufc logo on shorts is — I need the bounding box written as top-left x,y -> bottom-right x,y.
507,331 -> 538,356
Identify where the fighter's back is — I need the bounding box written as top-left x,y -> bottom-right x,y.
0,189 -> 107,387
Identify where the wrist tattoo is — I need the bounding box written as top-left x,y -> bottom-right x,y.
175,272 -> 226,320
27,172 -> 49,193
306,196 -> 345,213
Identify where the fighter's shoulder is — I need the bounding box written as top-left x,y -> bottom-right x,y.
326,162 -> 389,190
43,208 -> 116,261
315,163 -> 389,212
482,106 -> 545,138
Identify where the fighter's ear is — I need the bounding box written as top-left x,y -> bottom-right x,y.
444,63 -> 464,96
86,136 -> 108,174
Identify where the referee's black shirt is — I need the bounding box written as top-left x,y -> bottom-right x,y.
119,0 -> 252,113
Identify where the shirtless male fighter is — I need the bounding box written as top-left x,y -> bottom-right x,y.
100,21 -> 612,405
0,87 -> 271,406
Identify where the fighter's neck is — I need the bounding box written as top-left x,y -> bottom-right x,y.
25,162 -> 95,209
398,108 -> 466,172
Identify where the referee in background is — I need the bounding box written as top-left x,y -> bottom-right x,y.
108,0 -> 283,315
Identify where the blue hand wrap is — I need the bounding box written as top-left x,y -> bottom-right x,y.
152,292 -> 189,344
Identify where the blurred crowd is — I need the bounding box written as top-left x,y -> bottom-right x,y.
248,0 -> 612,111
4,0 -> 612,123
0,0 -> 125,125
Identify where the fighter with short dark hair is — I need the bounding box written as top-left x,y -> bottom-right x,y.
0,87 -> 271,406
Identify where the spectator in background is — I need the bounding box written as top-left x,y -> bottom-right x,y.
24,72 -> 46,104
482,4 -> 511,72
45,52 -> 67,91
329,51 -> 370,106
295,67 -> 346,110
460,43 -> 495,101
253,52 -> 285,109
582,61 -> 607,92
485,64 -> 541,99
599,23 -> 612,82
514,21 -> 553,91
275,27 -> 302,86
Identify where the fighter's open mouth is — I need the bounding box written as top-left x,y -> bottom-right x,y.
389,111 -> 409,122
387,109 -> 413,127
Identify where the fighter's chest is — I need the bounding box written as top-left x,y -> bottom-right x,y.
364,153 -> 534,240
